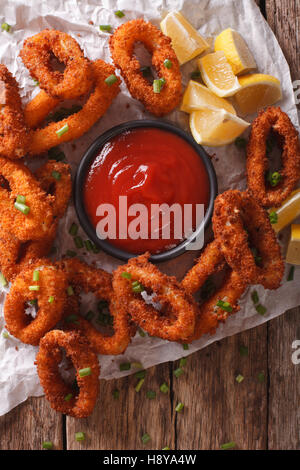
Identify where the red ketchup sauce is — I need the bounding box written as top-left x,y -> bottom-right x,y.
83,127 -> 210,254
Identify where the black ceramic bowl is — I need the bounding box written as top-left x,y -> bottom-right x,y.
74,120 -> 217,262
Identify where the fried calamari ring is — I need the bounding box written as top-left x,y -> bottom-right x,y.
36,330 -> 100,418
0,157 -> 54,241
182,240 -> 247,341
114,253 -> 197,342
4,262 -> 67,345
28,60 -> 120,155
213,190 -> 284,290
0,64 -> 30,158
24,90 -> 60,129
109,19 -> 181,116
58,258 -> 135,355
20,29 -> 93,100
247,107 -> 300,207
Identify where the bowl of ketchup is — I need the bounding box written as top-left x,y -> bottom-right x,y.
74,120 -> 217,262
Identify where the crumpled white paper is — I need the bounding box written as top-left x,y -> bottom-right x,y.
0,0 -> 299,416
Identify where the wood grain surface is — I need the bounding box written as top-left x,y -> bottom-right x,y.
0,0 -> 299,450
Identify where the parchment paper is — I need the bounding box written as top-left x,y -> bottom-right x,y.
0,0 -> 299,416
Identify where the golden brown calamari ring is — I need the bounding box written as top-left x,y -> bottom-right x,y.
213,190 -> 284,290
20,29 -> 93,100
109,19 -> 182,116
0,64 -> 30,159
36,330 -> 100,418
4,262 -> 68,345
247,107 -> 300,208
24,90 -> 60,129
28,59 -> 120,155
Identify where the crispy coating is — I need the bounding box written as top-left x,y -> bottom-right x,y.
114,253 -> 197,342
247,107 -> 300,207
4,262 -> 68,345
58,258 -> 135,355
213,190 -> 284,289
20,29 -> 93,100
24,90 -> 60,129
0,64 -> 30,158
109,19 -> 182,116
36,330 -> 100,418
0,157 -> 54,241
182,241 -> 247,341
28,60 -> 120,155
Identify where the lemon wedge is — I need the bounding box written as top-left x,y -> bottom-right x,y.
269,189 -> 300,233
198,51 -> 241,97
160,11 -> 209,65
214,28 -> 257,76
286,225 -> 300,265
180,80 -> 237,114
189,108 -> 250,146
234,73 -> 282,115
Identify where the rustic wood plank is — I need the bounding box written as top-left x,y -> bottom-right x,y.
66,363 -> 174,450
174,325 -> 268,450
0,397 -> 63,450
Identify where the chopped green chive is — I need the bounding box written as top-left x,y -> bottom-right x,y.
1,23 -> 11,32
132,281 -> 144,293
239,345 -> 249,357
160,382 -> 169,394
287,266 -> 295,282
105,74 -> 117,86
141,433 -> 151,444
256,304 -> 267,316
267,171 -> 282,187
51,170 -> 61,181
33,78 -> 39,86
42,441 -> 53,449
91,242 -> 100,254
175,402 -> 184,412
251,290 -> 259,305
258,372 -> 265,383
135,370 -> 146,379
2,331 -> 9,339
69,222 -> 78,236
146,390 -> 156,399
216,300 -> 233,312
235,137 -> 247,149
182,343 -> 189,350
190,70 -> 201,80
64,393 -> 73,401
174,367 -> 184,378
66,250 -> 77,258
140,66 -> 151,77
269,211 -> 278,224
121,271 -> 132,279
138,328 -> 146,337
28,299 -> 37,305
162,446 -> 170,450
33,270 -> 40,282
153,78 -> 165,93
132,362 -> 143,369
179,357 -> 187,368
0,272 -> 8,287
84,239 -> 93,251
112,389 -> 119,399
67,285 -> 74,296
220,441 -> 236,450
115,10 -> 125,18
75,432 -> 85,442
29,285 -> 40,291
119,362 -> 131,371
14,201 -> 30,215
236,374 -> 244,383
56,124 -> 69,138
74,236 -> 84,249
16,195 -> 26,204
99,24 -> 112,32
163,59 -> 173,69
135,378 -> 145,392
78,367 -> 92,377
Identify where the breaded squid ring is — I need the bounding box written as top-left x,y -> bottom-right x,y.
36,330 -> 100,418
109,19 -> 181,116
4,262 -> 68,345
24,90 -> 60,129
28,60 -> 120,155
0,64 -> 30,158
20,29 -> 93,100
182,240 -> 247,341
114,253 -> 197,342
58,258 -> 135,355
0,157 -> 54,241
213,190 -> 284,290
247,107 -> 300,208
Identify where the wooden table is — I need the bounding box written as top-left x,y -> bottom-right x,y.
0,0 -> 299,451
